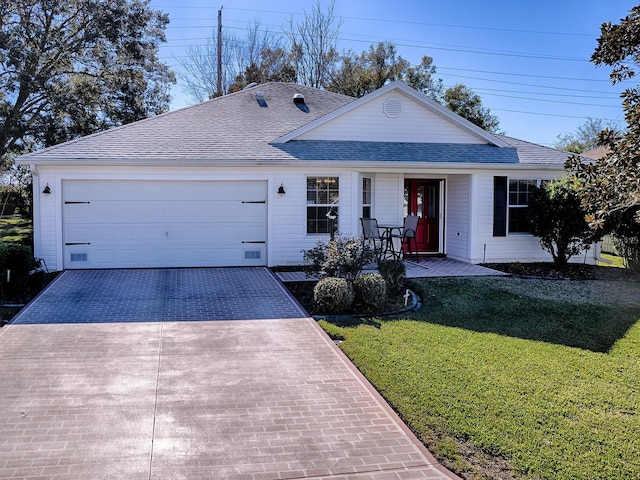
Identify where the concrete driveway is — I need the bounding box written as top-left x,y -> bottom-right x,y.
0,268 -> 458,479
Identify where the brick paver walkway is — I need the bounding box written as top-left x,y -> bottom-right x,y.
0,268 -> 459,479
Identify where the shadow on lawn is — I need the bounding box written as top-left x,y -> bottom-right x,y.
407,278 -> 640,353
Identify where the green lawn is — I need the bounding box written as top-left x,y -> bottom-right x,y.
320,276 -> 640,480
0,217 -> 32,244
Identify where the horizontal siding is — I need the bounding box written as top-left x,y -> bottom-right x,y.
373,174 -> 402,225
298,91 -> 485,144
33,165 -> 579,270
445,175 -> 470,261
471,171 -> 593,263
271,170 -> 355,266
36,172 -> 59,271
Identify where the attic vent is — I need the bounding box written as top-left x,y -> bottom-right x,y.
383,98 -> 403,118
243,82 -> 258,90
293,93 -> 309,113
255,91 -> 267,107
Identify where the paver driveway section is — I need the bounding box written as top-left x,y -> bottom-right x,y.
1,268 -> 458,479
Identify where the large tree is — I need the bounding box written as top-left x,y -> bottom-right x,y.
228,47 -> 296,93
285,0 -> 341,89
0,0 -> 175,166
179,20 -> 284,101
328,43 -> 443,100
554,117 -> 620,153
327,42 -> 409,97
566,5 -> 640,229
443,84 -> 501,133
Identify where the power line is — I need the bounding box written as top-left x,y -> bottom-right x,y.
167,21 -> 590,63
473,87 -> 620,100
492,107 -> 619,121
466,91 -> 620,108
440,72 -> 624,94
217,6 -> 597,38
437,66 -> 623,84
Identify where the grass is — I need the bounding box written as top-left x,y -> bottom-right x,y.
318,276 -> 640,480
597,252 -> 625,268
0,216 -> 32,244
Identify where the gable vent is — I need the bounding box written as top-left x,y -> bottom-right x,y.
383,98 -> 403,118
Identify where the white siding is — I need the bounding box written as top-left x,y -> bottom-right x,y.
471,171 -> 597,264
34,171 -> 59,270
33,164 -> 588,270
373,173 -> 403,224
445,175 -> 471,262
298,91 -> 486,144
34,165 -> 362,270
271,169 -> 355,266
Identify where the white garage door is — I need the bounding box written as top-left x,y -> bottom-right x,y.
62,180 -> 267,269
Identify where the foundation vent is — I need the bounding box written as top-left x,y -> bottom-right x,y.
70,253 -> 88,262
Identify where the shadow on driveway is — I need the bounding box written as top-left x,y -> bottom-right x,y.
11,268 -> 308,324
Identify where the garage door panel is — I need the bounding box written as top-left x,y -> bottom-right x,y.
62,180 -> 267,269
64,203 -> 92,220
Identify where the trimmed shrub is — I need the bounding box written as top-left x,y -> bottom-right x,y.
302,236 -> 376,281
378,259 -> 406,295
353,273 -> 387,312
313,277 -> 354,314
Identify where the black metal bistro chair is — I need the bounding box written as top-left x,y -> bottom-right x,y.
392,215 -> 419,261
360,218 -> 387,260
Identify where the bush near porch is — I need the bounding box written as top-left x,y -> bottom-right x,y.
318,274 -> 640,480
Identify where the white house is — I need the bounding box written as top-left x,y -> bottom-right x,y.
17,81 -> 580,271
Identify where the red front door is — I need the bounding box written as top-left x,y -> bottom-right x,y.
404,180 -> 440,253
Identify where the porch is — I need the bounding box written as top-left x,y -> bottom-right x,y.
275,257 -> 506,282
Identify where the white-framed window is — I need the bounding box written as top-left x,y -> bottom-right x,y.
508,179 -> 544,233
306,176 -> 339,234
362,177 -> 372,219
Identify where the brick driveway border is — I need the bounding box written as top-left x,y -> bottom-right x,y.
1,268 -> 459,479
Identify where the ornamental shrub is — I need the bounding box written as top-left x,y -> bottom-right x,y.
377,259 -> 406,295
302,236 -> 376,281
353,273 -> 387,312
528,177 -> 599,267
313,277 -> 354,314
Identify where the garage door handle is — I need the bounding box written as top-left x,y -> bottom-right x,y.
64,201 -> 91,204
242,241 -> 265,244
65,242 -> 91,246
242,201 -> 266,204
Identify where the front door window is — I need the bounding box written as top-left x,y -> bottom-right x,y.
404,179 -> 440,252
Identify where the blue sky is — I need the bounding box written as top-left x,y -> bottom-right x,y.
149,0 -> 637,146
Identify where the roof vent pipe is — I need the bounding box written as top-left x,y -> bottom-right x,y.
293,93 -> 305,104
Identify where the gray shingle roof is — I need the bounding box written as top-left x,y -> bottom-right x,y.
495,134 -> 571,166
274,141 -> 519,163
17,83 -> 355,164
16,82 -> 568,169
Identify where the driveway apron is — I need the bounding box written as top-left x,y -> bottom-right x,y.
0,268 -> 458,479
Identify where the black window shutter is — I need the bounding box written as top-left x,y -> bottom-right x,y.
493,176 -> 508,237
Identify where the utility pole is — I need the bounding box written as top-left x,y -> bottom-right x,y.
217,6 -> 223,96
